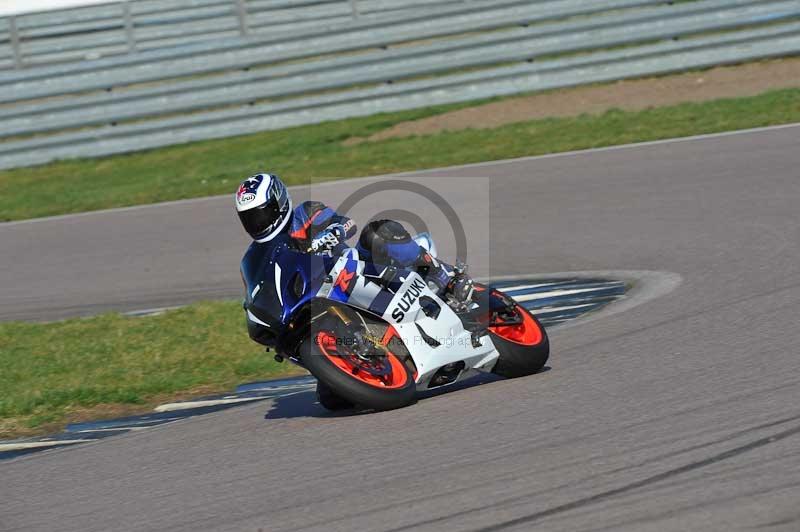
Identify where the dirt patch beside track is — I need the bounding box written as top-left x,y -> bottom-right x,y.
354,58 -> 800,143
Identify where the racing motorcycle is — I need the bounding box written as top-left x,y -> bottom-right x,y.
241,232 -> 549,411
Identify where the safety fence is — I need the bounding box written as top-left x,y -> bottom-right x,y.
0,0 -> 468,69
1,0 -> 799,170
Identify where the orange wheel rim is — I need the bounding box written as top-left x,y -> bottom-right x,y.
316,331 -> 409,389
489,301 -> 543,346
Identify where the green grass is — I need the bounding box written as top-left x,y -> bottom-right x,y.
2,88 -> 800,222
0,301 -> 302,438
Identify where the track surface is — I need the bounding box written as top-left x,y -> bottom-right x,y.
2,125 -> 800,531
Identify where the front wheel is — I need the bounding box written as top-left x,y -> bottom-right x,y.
299,322 -> 416,412
486,289 -> 550,378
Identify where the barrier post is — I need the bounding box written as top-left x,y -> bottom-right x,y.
9,16 -> 22,69
349,0 -> 360,19
235,0 -> 249,35
122,1 -> 137,53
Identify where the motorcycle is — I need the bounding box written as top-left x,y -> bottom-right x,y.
240,232 -> 549,411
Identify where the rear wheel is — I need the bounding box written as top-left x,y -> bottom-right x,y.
485,289 -> 550,378
299,312 -> 416,411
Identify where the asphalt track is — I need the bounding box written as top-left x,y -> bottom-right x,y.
2,124 -> 800,531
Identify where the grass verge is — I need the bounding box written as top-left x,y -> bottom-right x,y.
0,301 -> 302,439
1,88 -> 800,222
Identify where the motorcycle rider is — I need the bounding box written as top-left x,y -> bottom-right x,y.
236,173 -> 474,318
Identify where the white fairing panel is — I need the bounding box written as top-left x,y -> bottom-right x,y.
317,250 -> 498,389
381,272 -> 498,389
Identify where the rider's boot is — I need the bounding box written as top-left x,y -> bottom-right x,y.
422,256 -> 474,311
444,262 -> 475,311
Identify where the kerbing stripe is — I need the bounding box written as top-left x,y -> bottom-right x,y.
514,286 -> 616,302
155,396 -> 267,413
531,302 -> 598,314
499,282 -> 562,293
0,439 -> 93,452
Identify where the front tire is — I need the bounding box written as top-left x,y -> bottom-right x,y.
486,290 -> 550,378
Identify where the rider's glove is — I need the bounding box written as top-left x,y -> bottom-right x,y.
327,223 -> 347,241
309,224 -> 345,253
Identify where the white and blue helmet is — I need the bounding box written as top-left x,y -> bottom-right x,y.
235,173 -> 293,242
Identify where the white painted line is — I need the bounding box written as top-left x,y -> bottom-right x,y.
236,381 -> 316,393
3,122 -> 798,227
153,396 -> 268,413
238,384 -> 315,392
70,426 -> 154,434
497,282 -> 562,293
514,286 -> 613,303
504,281 -> 621,294
0,439 -> 93,452
532,302 -> 598,314
123,306 -> 181,317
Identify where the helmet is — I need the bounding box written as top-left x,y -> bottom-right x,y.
235,173 -> 293,242
357,219 -> 421,267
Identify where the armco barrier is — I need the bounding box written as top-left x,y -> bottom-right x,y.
0,0 -> 799,169
0,0 -> 468,69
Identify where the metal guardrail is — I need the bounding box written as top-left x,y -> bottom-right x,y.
0,0 -> 466,69
1,0 -> 796,137
1,0 -> 799,170
0,0 -> 673,94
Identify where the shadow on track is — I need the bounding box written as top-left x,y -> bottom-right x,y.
263,368 -> 550,420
